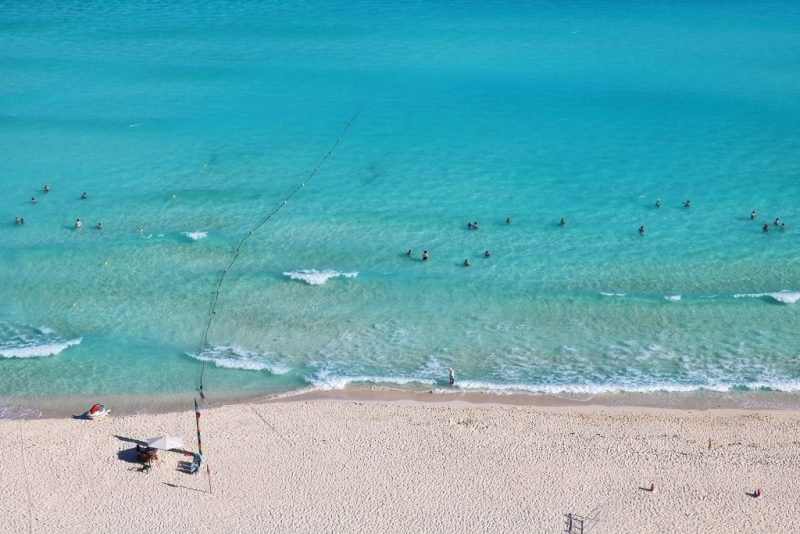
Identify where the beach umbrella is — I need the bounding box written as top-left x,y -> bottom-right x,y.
146,436 -> 185,451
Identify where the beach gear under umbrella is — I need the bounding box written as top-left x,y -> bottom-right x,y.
146,436 -> 185,451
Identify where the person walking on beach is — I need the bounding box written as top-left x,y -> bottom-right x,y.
448,367 -> 456,386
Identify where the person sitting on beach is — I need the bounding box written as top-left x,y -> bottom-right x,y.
762,224 -> 769,233
31,196 -> 36,204
43,184 -> 51,193
560,217 -> 566,226
655,199 -> 661,208
81,192 -> 88,200
639,225 -> 646,235
773,217 -> 780,226
751,210 -> 757,220
75,218 -> 83,229
463,259 -> 471,267
483,250 -> 491,257
683,199 -> 691,208
505,217 -> 512,225
422,250 -> 429,261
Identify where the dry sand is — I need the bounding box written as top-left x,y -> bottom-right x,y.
1,398 -> 798,533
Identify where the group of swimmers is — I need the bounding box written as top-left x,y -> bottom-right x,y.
762,217 -> 787,233
13,184 -> 102,230
407,218 -> 510,267
750,210 -> 787,232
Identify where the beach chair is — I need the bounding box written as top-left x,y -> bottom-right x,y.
187,453 -> 202,475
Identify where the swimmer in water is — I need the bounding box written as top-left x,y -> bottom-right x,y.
43,184 -> 51,193
655,199 -> 661,208
31,197 -> 36,204
467,222 -> 474,229
19,217 -> 25,225
473,221 -> 479,229
81,192 -> 88,200
773,217 -> 780,226
463,259 -> 471,267
751,210 -> 757,220
422,250 -> 429,261
405,249 -> 412,256
96,222 -> 102,230
14,216 -> 21,224
683,199 -> 691,208
483,250 -> 491,257
780,223 -> 786,231
639,225 -> 646,235
560,217 -> 566,226
762,224 -> 769,233
75,218 -> 82,229
505,217 -> 512,225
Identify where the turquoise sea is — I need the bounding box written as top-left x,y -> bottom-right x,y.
1,1 -> 799,413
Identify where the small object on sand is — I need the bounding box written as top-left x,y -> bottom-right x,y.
649,482 -> 657,493
448,367 -> 456,386
708,438 -> 712,450
87,403 -> 110,419
754,487 -> 763,499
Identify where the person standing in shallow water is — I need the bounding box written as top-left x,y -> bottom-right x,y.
751,210 -> 757,220
448,368 -> 456,386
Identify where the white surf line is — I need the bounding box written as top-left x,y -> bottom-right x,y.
198,114 -> 358,399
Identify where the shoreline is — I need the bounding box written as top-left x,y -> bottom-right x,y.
3,385 -> 800,420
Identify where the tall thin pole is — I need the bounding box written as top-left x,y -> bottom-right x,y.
194,397 -> 203,457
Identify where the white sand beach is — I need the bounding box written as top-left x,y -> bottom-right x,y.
1,398 -> 799,533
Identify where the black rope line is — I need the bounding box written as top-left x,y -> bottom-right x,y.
199,115 -> 357,398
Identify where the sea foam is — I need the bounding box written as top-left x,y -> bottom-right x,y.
188,344 -> 290,374
0,338 -> 82,358
283,269 -> 358,286
181,230 -> 208,241
733,291 -> 800,305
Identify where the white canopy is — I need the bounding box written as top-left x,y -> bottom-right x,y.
146,436 -> 185,451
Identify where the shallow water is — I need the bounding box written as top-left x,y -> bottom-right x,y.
1,0 -> 799,407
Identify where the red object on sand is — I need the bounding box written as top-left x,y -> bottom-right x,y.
89,404 -> 100,414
